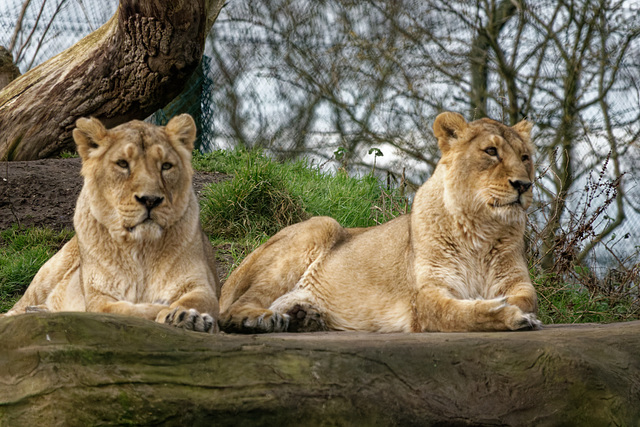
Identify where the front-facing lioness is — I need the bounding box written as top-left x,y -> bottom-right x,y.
4,115 -> 220,333
220,112 -> 541,333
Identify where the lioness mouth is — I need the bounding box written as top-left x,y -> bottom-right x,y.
493,198 -> 522,208
127,218 -> 157,233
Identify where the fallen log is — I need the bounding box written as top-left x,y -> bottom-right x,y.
0,313 -> 638,425
0,0 -> 225,161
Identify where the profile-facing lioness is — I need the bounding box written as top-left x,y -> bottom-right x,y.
220,112 -> 541,333
3,115 -> 220,333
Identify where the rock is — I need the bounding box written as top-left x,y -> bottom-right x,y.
0,313 -> 639,425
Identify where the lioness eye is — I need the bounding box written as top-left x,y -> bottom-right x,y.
484,147 -> 498,157
522,154 -> 530,162
116,159 -> 129,169
161,162 -> 173,171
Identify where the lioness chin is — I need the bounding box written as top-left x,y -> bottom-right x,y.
219,112 -> 541,333
3,115 -> 220,333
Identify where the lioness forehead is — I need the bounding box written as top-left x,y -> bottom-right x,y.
109,120 -> 170,150
471,118 -> 533,154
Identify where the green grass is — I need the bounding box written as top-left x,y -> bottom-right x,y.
197,150 -> 309,243
0,226 -> 74,312
195,149 -> 408,252
59,151 -> 79,158
536,275 -> 639,324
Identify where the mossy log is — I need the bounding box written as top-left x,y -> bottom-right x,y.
0,313 -> 639,426
0,0 -> 225,161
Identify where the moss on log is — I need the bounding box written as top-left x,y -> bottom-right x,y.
0,313 -> 639,426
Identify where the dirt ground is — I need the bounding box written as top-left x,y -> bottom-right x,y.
0,158 -> 227,231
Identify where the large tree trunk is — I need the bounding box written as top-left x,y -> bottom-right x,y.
0,0 -> 225,161
1,313 -> 639,426
469,0 -> 520,122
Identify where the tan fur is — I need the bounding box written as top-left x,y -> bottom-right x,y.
4,115 -> 221,333
219,112 -> 541,333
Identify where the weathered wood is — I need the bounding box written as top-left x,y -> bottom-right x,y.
0,313 -> 638,426
0,0 -> 225,161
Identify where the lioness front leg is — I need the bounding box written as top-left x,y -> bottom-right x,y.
416,287 -> 541,332
481,297 -> 541,330
88,298 -> 169,320
499,283 -> 538,314
156,289 -> 220,334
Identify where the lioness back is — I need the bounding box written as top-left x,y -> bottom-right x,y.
5,115 -> 220,333
219,112 -> 541,333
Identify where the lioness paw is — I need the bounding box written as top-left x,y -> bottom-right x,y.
501,305 -> 542,331
245,311 -> 290,333
514,312 -> 542,331
475,298 -> 542,331
286,304 -> 327,332
220,309 -> 289,333
164,307 -> 218,333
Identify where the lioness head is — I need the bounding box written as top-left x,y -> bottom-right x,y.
433,112 -> 534,223
72,114 -> 197,241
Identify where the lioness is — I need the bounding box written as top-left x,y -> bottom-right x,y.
219,112 -> 541,333
3,115 -> 220,333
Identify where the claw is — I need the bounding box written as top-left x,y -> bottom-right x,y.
164,307 -> 217,333
243,312 -> 289,333
518,313 -> 543,330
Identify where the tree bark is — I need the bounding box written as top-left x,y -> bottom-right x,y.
1,313 -> 639,426
0,0 -> 225,161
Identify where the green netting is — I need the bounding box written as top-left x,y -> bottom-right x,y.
148,56 -> 215,153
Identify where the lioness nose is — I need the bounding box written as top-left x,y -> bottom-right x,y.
135,195 -> 164,210
509,180 -> 532,194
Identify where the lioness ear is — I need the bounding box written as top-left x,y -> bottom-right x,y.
166,114 -> 197,152
512,119 -> 533,139
73,117 -> 108,160
433,112 -> 468,153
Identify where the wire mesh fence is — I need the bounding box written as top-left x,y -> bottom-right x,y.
0,0 -> 116,72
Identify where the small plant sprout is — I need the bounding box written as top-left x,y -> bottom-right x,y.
334,147 -> 348,172
368,147 -> 383,174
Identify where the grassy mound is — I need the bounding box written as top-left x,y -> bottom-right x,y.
195,149 -> 407,246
